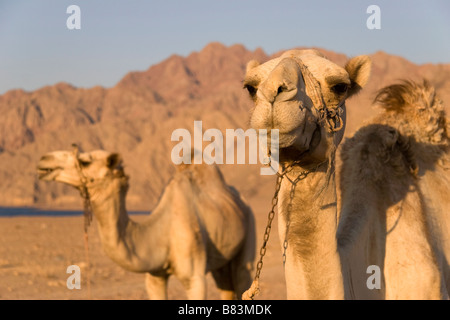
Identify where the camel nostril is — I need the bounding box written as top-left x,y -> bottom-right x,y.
277,86 -> 285,95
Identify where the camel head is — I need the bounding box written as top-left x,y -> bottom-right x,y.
244,49 -> 371,164
37,147 -> 125,189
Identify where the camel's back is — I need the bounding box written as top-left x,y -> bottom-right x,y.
372,80 -> 450,296
171,163 -> 253,268
372,80 -> 450,250
338,80 -> 450,298
416,146 -> 450,280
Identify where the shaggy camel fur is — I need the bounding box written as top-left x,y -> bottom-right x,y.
37,149 -> 255,299
244,49 -> 371,299
338,80 -> 450,299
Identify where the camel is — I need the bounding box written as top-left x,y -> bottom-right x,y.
338,80 -> 450,299
244,48 -> 449,299
37,148 -> 255,300
243,49 -> 371,299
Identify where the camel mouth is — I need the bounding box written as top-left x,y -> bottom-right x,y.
278,131 -> 300,149
277,126 -> 322,163
278,127 -> 312,150
37,167 -> 62,180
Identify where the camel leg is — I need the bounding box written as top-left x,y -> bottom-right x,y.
174,226 -> 208,299
219,289 -> 235,300
183,274 -> 207,300
231,258 -> 253,299
212,263 -> 235,300
145,273 -> 168,300
231,210 -> 256,299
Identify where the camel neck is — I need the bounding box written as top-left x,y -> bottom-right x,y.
86,177 -> 168,273
88,178 -> 130,232
278,162 -> 344,299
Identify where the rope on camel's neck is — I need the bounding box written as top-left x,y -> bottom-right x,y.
290,55 -> 345,134
72,144 -> 93,232
71,144 -> 92,299
81,186 -> 93,233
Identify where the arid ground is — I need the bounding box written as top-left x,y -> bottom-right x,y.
0,197 -> 286,300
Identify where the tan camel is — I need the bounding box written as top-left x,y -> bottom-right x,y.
338,80 -> 450,299
243,49 -> 371,299
37,148 -> 255,300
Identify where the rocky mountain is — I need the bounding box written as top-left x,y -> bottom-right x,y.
0,42 -> 449,210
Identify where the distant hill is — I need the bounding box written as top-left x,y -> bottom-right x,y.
0,42 -> 449,209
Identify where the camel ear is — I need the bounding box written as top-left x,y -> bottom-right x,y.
175,147 -> 196,172
107,153 -> 122,169
345,55 -> 371,97
246,60 -> 260,74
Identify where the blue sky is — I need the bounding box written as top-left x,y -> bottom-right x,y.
0,0 -> 449,94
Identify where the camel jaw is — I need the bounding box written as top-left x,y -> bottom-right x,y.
37,166 -> 62,181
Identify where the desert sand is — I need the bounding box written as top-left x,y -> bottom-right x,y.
0,196 -> 286,300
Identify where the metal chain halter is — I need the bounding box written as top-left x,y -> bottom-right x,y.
242,160 -> 326,300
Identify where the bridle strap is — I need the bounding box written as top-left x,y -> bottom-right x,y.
290,56 -> 345,133
71,143 -> 93,299
72,144 -> 93,232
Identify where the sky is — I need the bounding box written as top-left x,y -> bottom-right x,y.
0,0 -> 449,94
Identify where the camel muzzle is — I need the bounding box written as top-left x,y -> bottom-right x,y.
37,154 -> 63,180
36,166 -> 61,180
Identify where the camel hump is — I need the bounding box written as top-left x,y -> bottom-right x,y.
373,79 -> 436,111
373,79 -> 448,144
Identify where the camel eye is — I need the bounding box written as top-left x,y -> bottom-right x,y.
79,160 -> 91,167
245,84 -> 257,97
332,83 -> 348,95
